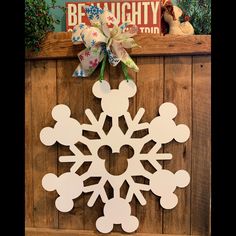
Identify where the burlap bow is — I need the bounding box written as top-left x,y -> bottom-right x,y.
72,5 -> 139,78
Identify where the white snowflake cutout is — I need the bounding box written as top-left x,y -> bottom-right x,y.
40,80 -> 190,233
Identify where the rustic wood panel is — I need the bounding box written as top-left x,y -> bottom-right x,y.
25,36 -> 211,235
25,227 -> 199,236
25,33 -> 211,60
25,61 -> 33,227
163,56 -> 192,234
31,61 -> 58,227
56,59 -> 85,229
191,56 -> 211,235
124,60 -> 138,229
136,57 -> 164,233
82,68 -> 105,230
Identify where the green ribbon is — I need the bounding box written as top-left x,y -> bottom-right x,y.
99,55 -> 132,82
99,54 -> 107,82
121,62 -> 131,81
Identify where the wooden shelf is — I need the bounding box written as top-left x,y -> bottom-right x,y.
25,32 -> 211,60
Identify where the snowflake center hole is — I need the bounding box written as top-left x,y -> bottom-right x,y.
98,145 -> 134,176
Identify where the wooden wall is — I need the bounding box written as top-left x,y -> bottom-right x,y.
25,33 -> 211,236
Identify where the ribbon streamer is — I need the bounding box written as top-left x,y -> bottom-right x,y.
72,5 -> 139,78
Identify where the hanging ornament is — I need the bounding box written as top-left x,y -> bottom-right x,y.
40,79 -> 190,233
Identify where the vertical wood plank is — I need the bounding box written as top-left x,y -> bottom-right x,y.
109,64 -> 125,233
191,56 -> 211,235
136,57 -> 164,233
83,68 -> 106,230
109,61 -> 137,232
57,59 -> 84,229
108,63 -> 137,178
26,54 -> 211,234
163,56 -> 192,234
126,60 -> 138,222
25,61 -> 34,227
31,60 -> 58,228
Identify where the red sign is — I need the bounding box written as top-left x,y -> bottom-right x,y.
66,0 -> 161,34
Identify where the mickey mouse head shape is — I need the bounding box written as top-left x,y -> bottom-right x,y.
40,104 -> 82,146
96,198 -> 139,233
92,80 -> 137,118
149,102 -> 190,144
42,172 -> 83,212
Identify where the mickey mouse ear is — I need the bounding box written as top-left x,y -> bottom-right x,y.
42,173 -> 58,191
174,124 -> 190,143
175,170 -> 190,188
96,216 -> 113,233
55,196 -> 74,212
92,80 -> 111,98
40,127 -> 56,146
119,80 -> 137,98
52,104 -> 71,121
159,102 -> 177,119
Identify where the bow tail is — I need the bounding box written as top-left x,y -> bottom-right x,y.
111,41 -> 139,72
73,46 -> 104,77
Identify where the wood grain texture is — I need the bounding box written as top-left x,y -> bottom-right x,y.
56,59 -> 85,229
25,33 -> 211,60
26,227 -> 199,236
25,61 -> 33,227
163,56 -> 192,234
125,60 -> 138,225
25,39 -> 211,234
31,61 -> 58,227
82,67 -> 104,230
132,35 -> 211,56
191,56 -> 211,235
136,57 -> 164,233
108,61 -> 137,232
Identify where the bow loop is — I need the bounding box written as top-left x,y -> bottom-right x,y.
81,27 -> 108,48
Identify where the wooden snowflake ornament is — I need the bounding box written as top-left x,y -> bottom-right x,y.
40,80 -> 190,233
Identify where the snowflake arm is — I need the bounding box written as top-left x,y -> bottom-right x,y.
59,156 -> 84,173
126,176 -> 147,205
138,153 -> 172,172
148,142 -> 162,154
59,144 -> 93,173
149,159 -> 162,171
70,144 -> 83,155
137,143 -> 172,171
83,177 -> 108,206
139,153 -> 172,160
124,108 -> 149,137
82,109 -> 106,138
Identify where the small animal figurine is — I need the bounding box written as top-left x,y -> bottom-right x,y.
164,5 -> 194,35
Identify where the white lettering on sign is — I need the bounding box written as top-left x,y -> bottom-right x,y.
78,4 -> 85,25
122,3 -> 131,23
151,1 -> 160,24
68,3 -> 77,25
132,2 -> 142,25
140,27 -> 159,33
66,1 -> 161,34
142,2 -> 150,25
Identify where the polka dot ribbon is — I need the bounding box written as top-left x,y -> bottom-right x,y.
72,5 -> 140,79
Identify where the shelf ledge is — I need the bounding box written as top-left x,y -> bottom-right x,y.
25,32 -> 211,60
